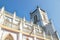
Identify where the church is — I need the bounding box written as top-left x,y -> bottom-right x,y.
0,6 -> 59,40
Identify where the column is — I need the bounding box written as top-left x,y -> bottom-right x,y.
51,35 -> 53,40
0,27 -> 1,40
13,12 -> 16,20
1,30 -> 4,40
43,31 -> 46,40
34,37 -> 36,40
19,19 -> 23,40
34,26 -> 36,40
0,6 -> 5,24
20,33 -> 23,40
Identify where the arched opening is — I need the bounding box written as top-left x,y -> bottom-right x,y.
4,34 -> 14,40
34,15 -> 38,24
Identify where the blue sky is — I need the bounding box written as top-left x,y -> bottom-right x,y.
0,0 -> 60,37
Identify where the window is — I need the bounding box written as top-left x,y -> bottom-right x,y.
34,15 -> 37,24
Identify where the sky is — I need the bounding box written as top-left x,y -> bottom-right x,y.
0,0 -> 60,38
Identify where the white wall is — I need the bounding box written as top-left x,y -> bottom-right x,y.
0,29 -> 17,40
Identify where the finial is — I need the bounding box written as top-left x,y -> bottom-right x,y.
23,16 -> 26,21
13,11 -> 16,20
37,5 -> 39,8
1,6 -> 5,13
30,11 -> 32,13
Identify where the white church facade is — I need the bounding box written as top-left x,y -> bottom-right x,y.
0,6 -> 59,40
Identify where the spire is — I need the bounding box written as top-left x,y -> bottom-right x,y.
37,5 -> 40,11
49,19 -> 56,32
37,5 -> 39,8
23,16 -> 27,28
49,19 -> 52,24
23,16 -> 26,21
30,21 -> 33,26
13,11 -> 16,20
1,6 -> 5,13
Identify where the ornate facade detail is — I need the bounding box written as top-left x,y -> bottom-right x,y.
4,34 -> 14,40
0,6 -> 59,40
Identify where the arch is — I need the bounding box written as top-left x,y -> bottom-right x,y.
4,34 -> 14,40
34,15 -> 38,24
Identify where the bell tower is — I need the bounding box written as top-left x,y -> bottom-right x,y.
30,6 -> 49,26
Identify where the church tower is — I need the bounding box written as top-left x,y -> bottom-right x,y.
30,6 -> 49,26
30,6 -> 59,40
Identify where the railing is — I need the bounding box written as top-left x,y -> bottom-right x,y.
22,21 -> 44,38
22,22 -> 32,34
3,19 -> 20,30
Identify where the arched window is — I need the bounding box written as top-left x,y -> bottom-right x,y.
4,34 -> 14,40
34,15 -> 37,24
